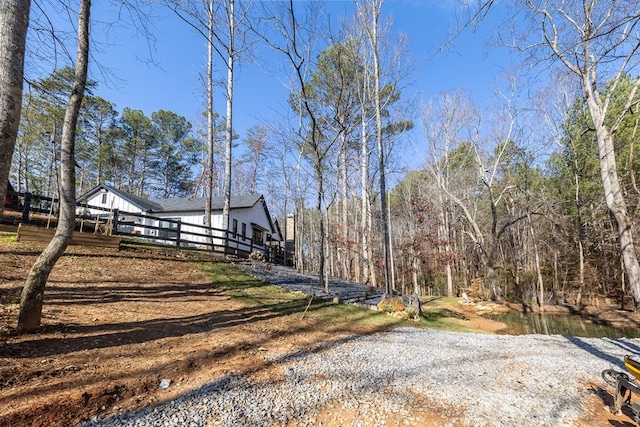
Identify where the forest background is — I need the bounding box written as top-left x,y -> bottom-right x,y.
5,0 -> 640,313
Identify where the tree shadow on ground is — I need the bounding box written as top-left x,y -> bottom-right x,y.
565,335 -> 628,368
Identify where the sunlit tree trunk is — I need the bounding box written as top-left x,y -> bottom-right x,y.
295,153 -> 304,272
204,0 -> 214,247
340,132 -> 349,280
528,214 -> 544,308
371,1 -> 392,295
525,0 -> 640,308
437,194 -> 454,297
358,0 -> 392,294
367,197 -> 376,287
222,0 -> 234,234
0,0 -> 30,214
593,122 -> 640,306
359,56 -> 371,286
19,0 -> 91,331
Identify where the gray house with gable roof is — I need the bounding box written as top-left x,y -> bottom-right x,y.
78,184 -> 280,249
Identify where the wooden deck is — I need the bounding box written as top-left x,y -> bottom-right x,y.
16,224 -> 121,248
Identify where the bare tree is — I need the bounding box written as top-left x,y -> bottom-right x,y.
257,0 -> 336,291
212,0 -> 255,233
205,0 -> 215,242
355,0 -> 395,294
243,124 -> 268,194
423,90 -> 531,301
534,72 -> 590,306
167,0 -> 254,247
166,0 -> 218,243
0,0 -> 31,214
521,0 -> 640,307
220,0 -> 236,232
351,0 -> 414,294
359,76 -> 374,286
19,0 -> 91,331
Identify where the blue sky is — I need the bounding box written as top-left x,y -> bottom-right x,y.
86,0 -> 514,171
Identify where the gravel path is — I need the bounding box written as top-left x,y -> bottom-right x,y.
78,263 -> 640,427
238,261 -> 406,307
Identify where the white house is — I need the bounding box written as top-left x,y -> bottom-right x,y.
77,184 -> 281,252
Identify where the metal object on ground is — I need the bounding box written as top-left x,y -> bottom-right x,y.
602,355 -> 640,424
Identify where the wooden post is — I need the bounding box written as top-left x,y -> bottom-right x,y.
22,192 -> 31,224
112,209 -> 119,235
175,221 -> 181,248
210,227 -> 215,252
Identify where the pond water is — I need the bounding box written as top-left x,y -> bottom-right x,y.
482,311 -> 640,339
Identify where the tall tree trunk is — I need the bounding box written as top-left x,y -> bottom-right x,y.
575,171 -> 586,307
576,238 -> 585,306
485,263 -> 500,301
127,149 -> 136,194
340,131 -> 349,280
295,156 -> 304,272
387,196 -> 396,290
368,0 -> 392,295
524,1 -> 640,310
412,257 -> 419,295
445,208 -> 454,298
46,127 -> 58,199
0,0 -> 30,214
324,207 -> 330,292
296,206 -> 304,272
204,0 -> 214,247
553,250 -> 559,304
488,194 -> 504,300
529,217 -> 544,308
139,149 -> 149,197
590,105 -> 640,308
222,0 -> 234,235
439,198 -> 453,297
18,0 -> 91,331
316,161 -> 326,292
367,197 -> 376,287
359,71 -> 370,286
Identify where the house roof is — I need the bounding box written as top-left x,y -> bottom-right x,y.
78,183 -> 161,211
272,218 -> 283,238
150,194 -> 263,213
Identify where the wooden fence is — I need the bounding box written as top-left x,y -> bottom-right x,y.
3,189 -> 288,265
17,224 -> 121,248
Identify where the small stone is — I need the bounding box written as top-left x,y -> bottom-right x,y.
160,379 -> 172,389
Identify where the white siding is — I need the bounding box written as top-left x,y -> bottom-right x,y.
77,190 -> 150,236
77,187 -> 278,252
154,212 -> 226,247
79,191 -> 144,216
154,203 -> 273,250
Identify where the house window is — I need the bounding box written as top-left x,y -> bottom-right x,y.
232,219 -> 238,238
241,223 -> 246,240
252,228 -> 264,245
158,218 -> 180,240
101,193 -> 107,204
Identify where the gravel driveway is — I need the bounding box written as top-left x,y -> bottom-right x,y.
78,263 -> 639,427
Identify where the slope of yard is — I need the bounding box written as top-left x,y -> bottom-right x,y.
0,230 -> 635,426
0,232 -> 421,426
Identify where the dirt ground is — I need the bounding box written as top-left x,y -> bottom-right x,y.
0,234 -> 638,426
